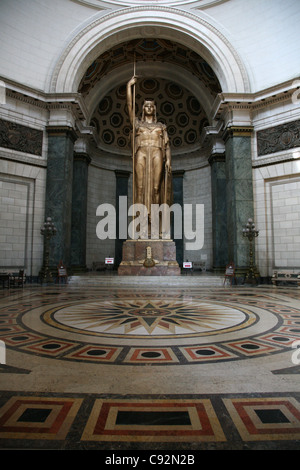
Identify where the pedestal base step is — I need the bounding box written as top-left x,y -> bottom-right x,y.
118,239 -> 181,276
118,264 -> 181,276
68,274 -> 224,287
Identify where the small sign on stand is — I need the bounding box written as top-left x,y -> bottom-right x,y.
105,257 -> 114,272
57,261 -> 68,284
183,261 -> 192,274
224,262 -> 236,286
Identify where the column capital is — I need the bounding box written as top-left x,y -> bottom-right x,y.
200,122 -> 225,162
46,125 -> 77,143
208,152 -> 225,165
47,102 -> 78,130
115,170 -> 130,179
172,170 -> 185,178
74,152 -> 91,165
223,126 -> 254,142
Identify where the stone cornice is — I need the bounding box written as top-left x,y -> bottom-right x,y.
0,150 -> 47,168
199,120 -> 224,146
212,78 -> 300,121
73,0 -> 226,7
252,151 -> 300,168
1,77 -> 88,121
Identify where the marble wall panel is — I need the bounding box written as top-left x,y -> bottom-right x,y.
86,164 -> 116,269
253,159 -> 300,277
0,177 -> 29,269
183,164 -> 212,268
0,159 -> 45,276
271,179 -> 300,269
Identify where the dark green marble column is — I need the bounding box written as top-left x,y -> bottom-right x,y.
71,152 -> 91,271
209,153 -> 228,271
224,127 -> 254,274
115,170 -> 130,267
172,170 -> 185,266
45,126 -> 77,269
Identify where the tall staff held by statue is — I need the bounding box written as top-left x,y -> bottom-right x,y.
132,54 -> 136,213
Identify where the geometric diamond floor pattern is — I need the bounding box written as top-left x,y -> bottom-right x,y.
1,391 -> 300,450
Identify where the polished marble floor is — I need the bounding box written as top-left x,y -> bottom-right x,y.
0,276 -> 300,450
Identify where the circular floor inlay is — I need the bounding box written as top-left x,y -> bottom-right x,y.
8,287 -> 300,366
51,299 -> 254,338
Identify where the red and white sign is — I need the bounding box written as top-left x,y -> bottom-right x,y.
183,262 -> 192,269
105,257 -> 114,265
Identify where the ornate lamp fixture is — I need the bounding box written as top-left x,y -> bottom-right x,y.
242,218 -> 259,283
40,217 -> 57,283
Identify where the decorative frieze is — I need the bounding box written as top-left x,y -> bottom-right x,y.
257,119 -> 300,156
0,119 -> 43,156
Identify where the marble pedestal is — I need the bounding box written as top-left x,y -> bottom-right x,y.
118,239 -> 181,276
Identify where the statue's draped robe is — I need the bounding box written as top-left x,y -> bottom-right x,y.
133,118 -> 173,222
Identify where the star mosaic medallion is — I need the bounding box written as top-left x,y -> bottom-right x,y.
51,299 -> 255,338
1,288 -> 300,365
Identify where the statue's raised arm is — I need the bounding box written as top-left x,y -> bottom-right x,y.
127,76 -> 138,125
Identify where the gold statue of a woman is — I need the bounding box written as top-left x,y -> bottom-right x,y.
127,76 -> 172,237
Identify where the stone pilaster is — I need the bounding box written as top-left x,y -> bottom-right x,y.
45,126 -> 77,269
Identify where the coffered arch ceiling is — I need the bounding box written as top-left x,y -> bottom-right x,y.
78,38 -> 222,155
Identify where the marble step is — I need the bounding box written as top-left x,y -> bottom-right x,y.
68,274 -> 225,287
